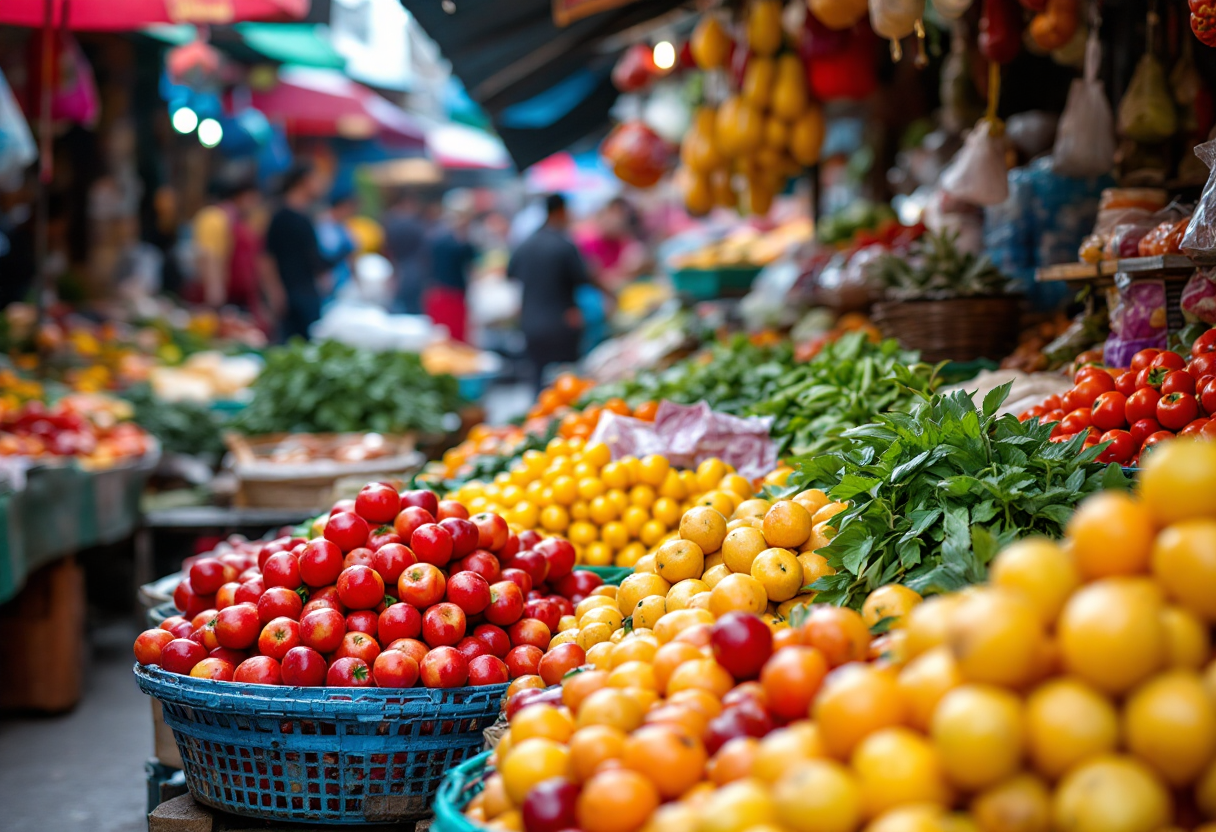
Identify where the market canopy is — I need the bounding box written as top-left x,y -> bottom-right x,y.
0,0 -> 309,29
398,0 -> 685,169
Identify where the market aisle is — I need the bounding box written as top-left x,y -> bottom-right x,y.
0,619 -> 150,832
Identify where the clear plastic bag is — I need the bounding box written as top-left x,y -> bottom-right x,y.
870,0 -> 924,41
1182,138 -> 1216,258
1052,33 -> 1115,177
941,120 -> 1010,206
0,69 -> 36,186
1117,53 -> 1177,143
1103,278 -> 1167,367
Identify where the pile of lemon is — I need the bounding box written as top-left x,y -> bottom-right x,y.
451,438 -> 785,567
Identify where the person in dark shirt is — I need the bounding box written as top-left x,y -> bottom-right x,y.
385,191 -> 429,315
508,194 -> 593,392
261,163 -> 330,341
424,193 -> 476,342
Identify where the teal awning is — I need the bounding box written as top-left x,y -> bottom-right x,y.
143,23 -> 345,70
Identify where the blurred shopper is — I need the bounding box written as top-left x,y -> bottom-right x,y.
425,191 -> 477,342
192,179 -> 271,331
576,196 -> 648,292
509,194 -> 592,392
262,163 -> 333,341
385,191 -> 429,315
316,191 -> 358,306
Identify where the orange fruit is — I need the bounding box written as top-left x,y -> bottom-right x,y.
752,722 -> 825,783
563,669 -> 609,711
695,458 -> 728,492
903,595 -> 963,660
640,803 -> 697,832
896,647 -> 963,733
750,547 -> 803,603
500,738 -> 571,804
792,488 -> 830,516
796,552 -> 835,586
861,585 -> 923,630
1151,519 -> 1216,622
510,704 -> 576,744
569,724 -> 627,782
655,538 -> 705,583
697,777 -> 776,832
947,587 -> 1046,688
680,506 -> 729,553
813,664 -> 907,759
621,724 -> 708,799
667,657 -> 734,699
969,774 -> 1051,832
773,759 -> 861,832
480,773 -> 512,818
607,660 -> 658,692
612,636 -> 659,667
1067,491 -> 1154,579
1051,755 -> 1172,832
800,605 -> 871,667
576,768 -> 660,832
708,737 -> 761,785
668,687 -> 724,721
1025,677 -> 1118,781
1140,440 -> 1216,526
1162,605 -> 1211,669
653,608 -> 714,643
989,537 -> 1080,626
644,703 -> 709,738
666,578 -> 711,612
930,684 -> 1024,792
1057,577 -> 1167,695
760,645 -> 829,720
709,573 -> 768,616
576,687 -> 645,732
852,727 -> 953,818
617,573 -> 672,618
722,526 -> 769,574
506,675 -> 546,700
1124,670 -> 1216,786
762,500 -> 813,549
631,595 -> 667,631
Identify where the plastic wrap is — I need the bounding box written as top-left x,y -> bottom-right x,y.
1103,279 -> 1168,367
1052,33 -> 1115,177
1182,138 -> 1216,258
1181,268 -> 1216,325
1117,54 -> 1177,143
941,120 -> 1010,206
588,401 -> 776,481
869,0 -> 924,41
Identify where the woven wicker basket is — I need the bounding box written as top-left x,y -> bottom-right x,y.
872,296 -> 1022,364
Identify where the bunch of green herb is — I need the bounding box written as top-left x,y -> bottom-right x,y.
123,383 -> 228,460
871,230 -> 1011,300
778,383 -> 1127,610
235,340 -> 463,436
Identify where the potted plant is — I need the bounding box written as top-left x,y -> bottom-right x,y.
869,230 -> 1022,362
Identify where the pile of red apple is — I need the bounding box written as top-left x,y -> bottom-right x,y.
134,484 -> 605,689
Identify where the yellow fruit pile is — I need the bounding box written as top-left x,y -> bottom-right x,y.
466,439 -> 1216,832
452,440 -> 780,567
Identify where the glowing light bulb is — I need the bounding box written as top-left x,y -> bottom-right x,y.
198,118 -> 223,148
171,107 -> 199,134
653,41 -> 676,71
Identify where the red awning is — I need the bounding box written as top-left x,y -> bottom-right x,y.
0,0 -> 308,29
247,67 -> 426,149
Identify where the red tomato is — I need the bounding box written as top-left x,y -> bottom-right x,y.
1158,392 -> 1200,431
1201,378 -> 1216,415
1090,391 -> 1128,431
1060,408 -> 1093,434
1126,388 -> 1162,423
1151,351 -> 1188,372
1203,420 -> 1216,440
1061,389 -> 1084,413
1135,366 -> 1170,391
1162,370 -> 1197,396
1041,395 -> 1063,412
1131,349 -> 1161,372
1192,329 -> 1216,357
1043,408 -> 1066,424
1188,352 -> 1216,379
1074,366 -> 1116,389
1115,370 -> 1140,397
1141,430 -> 1177,455
1181,418 -> 1211,436
1096,430 -> 1135,465
1130,418 -> 1162,447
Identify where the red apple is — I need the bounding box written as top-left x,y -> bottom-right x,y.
458,550 -> 501,584
386,638 -> 429,667
473,624 -> 511,658
257,586 -> 303,624
191,609 -> 218,630
209,646 -> 246,665
301,597 -> 339,617
372,543 -> 416,585
190,657 -> 235,681
327,656 -> 372,687
521,777 -> 579,832
504,686 -> 563,720
214,603 -> 260,649
165,619 -> 194,639
397,563 -> 446,608
190,557 -> 235,595
343,547 -> 376,569
505,645 -> 543,678
517,530 -> 543,550
262,552 -> 301,590
215,581 -> 241,610
325,511 -> 370,553
345,609 -> 379,637
553,570 -> 601,600
411,524 -> 453,568
538,643 -> 586,686
456,636 -> 490,663
369,529 -> 403,550
499,534 -> 521,561
710,612 -> 774,681
439,517 -> 479,559
335,631 -> 381,664
447,571 -> 491,616
173,578 -> 214,619
281,646 -> 327,686
160,638 -> 207,675
257,537 -> 290,570
160,615 -> 188,633
508,618 -> 551,650
423,602 -> 468,647
399,489 -> 440,517
420,646 -> 468,688
523,599 -> 561,634
337,565 -> 385,610
535,538 -> 576,581
311,585 -> 343,607
511,550 -> 550,587
234,576 -> 266,606
300,607 -> 346,653
549,595 -> 575,618
378,603 -> 422,643
485,581 -> 525,627
468,654 -> 510,686
134,629 -> 175,665
373,650 -> 420,688
356,482 -> 401,525
257,617 -> 302,660
330,499 -> 357,516
299,539 -> 344,587
500,568 -> 533,597
436,499 -> 469,521
393,505 -> 436,541
470,512 -> 510,552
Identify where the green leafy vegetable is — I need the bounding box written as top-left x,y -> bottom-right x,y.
778,383 -> 1128,610
123,384 -> 228,460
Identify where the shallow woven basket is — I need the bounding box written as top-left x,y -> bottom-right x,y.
872,296 -> 1022,364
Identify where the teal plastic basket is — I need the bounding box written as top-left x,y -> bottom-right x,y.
432,751 -> 493,832
135,664 -> 506,825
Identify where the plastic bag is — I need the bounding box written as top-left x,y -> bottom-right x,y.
941,120 -> 1010,206
1182,268 -> 1216,325
1053,33 -> 1115,177
0,69 -> 36,186
869,0 -> 923,41
1117,54 -> 1177,143
1182,138 -> 1216,258
934,0 -> 973,20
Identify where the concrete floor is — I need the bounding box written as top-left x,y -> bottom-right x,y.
0,619 -> 151,832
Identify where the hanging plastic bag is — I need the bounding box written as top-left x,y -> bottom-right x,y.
1117,53 -> 1177,143
0,69 -> 36,187
934,0 -> 973,21
1052,32 -> 1115,177
869,0 -> 924,42
1182,138 -> 1216,258
1181,268 -> 1216,325
941,120 -> 1010,206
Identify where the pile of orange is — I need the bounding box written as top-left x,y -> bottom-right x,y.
430,424 -> 528,481
465,439 -> 1216,832
556,398 -> 659,441
528,374 -> 597,421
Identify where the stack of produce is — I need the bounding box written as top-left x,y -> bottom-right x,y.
1019,337 -> 1216,464
0,396 -> 153,465
134,484 -> 606,689
464,439 -> 1216,832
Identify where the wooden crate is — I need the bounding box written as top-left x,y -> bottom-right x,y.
0,557 -> 85,713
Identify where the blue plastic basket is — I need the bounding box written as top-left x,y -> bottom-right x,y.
432,751 -> 494,832
134,664 -> 507,825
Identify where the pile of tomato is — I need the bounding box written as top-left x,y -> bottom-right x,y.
133,484 -> 605,690
1020,331 -> 1216,466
